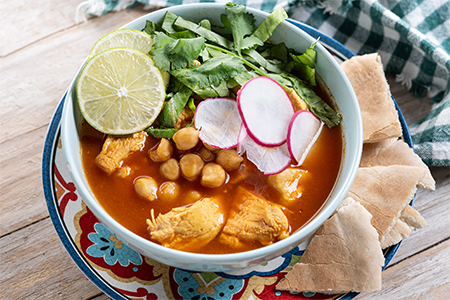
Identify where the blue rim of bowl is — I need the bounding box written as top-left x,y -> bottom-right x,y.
42,95 -> 127,299
42,17 -> 412,300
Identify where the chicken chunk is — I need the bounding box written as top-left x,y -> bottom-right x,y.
267,168 -> 307,203
148,138 -> 173,162
174,108 -> 195,130
287,89 -> 308,111
219,187 -> 289,249
147,197 -> 225,251
96,131 -> 147,174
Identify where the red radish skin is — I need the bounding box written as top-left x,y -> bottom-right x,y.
287,110 -> 324,166
195,97 -> 242,149
237,77 -> 294,147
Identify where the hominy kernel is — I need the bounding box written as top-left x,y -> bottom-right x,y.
180,153 -> 204,181
134,177 -> 158,201
201,163 -> 226,188
160,158 -> 180,181
173,127 -> 200,151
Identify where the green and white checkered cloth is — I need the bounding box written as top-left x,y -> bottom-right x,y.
77,0 -> 450,167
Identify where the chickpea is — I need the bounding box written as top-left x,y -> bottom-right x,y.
185,190 -> 202,204
159,158 -> 180,181
149,138 -> 173,162
198,147 -> 215,162
215,149 -> 243,171
134,176 -> 158,201
173,127 -> 200,151
180,153 -> 204,181
157,181 -> 180,202
203,142 -> 218,152
201,163 -> 226,188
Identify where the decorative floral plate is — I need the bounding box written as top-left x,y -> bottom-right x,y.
42,19 -> 411,300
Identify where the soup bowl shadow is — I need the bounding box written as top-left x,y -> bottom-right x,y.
61,3 -> 362,272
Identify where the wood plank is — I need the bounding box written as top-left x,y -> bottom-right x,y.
0,7 -> 151,143
0,126 -> 49,236
383,76 -> 450,264
1,0 -> 87,57
91,294 -> 111,300
356,237 -> 450,299
387,166 -> 450,265
0,218 -> 102,299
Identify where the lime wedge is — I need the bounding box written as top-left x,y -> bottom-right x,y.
77,47 -> 166,135
89,28 -> 153,58
90,28 -> 170,90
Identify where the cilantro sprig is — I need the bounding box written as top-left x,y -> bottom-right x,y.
143,3 -> 341,138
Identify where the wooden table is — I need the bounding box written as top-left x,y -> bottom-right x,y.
1,2 -> 449,299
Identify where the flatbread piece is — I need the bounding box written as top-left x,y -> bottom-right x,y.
360,138 -> 435,190
276,198 -> 384,294
341,53 -> 402,143
381,205 -> 427,249
346,165 -> 433,248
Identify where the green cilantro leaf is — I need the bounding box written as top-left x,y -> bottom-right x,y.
259,43 -> 289,61
169,55 -> 245,89
142,20 -> 161,36
199,19 -> 211,30
288,75 -> 341,127
193,81 -> 230,98
149,32 -> 205,72
243,49 -> 284,73
169,30 -> 197,39
174,16 -> 234,50
161,11 -> 179,34
223,3 -> 263,54
251,7 -> 288,43
145,127 -> 178,139
289,39 -> 319,85
157,85 -> 192,128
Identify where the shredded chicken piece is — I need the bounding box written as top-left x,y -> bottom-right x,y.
147,197 -> 225,251
174,108 -> 195,129
287,89 -> 308,111
267,168 -> 308,203
219,187 -> 289,249
96,131 -> 147,174
96,132 -> 147,174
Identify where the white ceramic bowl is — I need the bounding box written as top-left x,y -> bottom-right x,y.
61,3 -> 362,272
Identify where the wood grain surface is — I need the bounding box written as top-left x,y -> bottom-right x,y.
1,2 -> 449,300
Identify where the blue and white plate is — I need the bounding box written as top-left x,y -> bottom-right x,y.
42,19 -> 411,300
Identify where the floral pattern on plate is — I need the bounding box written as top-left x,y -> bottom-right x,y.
48,144 -> 347,299
43,20 -> 407,300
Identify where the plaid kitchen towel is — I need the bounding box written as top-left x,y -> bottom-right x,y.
76,0 -> 450,166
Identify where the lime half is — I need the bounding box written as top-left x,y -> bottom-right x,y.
89,28 -> 153,58
89,28 -> 170,90
77,47 -> 166,135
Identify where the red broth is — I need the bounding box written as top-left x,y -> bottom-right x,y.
80,118 -> 342,254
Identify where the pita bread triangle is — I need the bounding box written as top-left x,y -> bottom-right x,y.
276,198 -> 384,294
341,53 -> 402,143
360,138 -> 435,190
346,165 -> 431,247
382,203 -> 427,249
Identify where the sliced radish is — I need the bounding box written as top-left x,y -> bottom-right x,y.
287,110 -> 324,166
236,125 -> 248,156
240,130 -> 292,175
237,77 -> 294,147
195,97 -> 242,149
